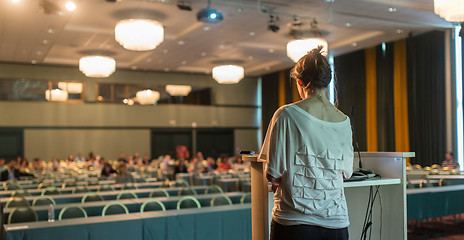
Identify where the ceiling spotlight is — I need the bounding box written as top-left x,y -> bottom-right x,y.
197,0 -> 223,23
65,1 -> 76,11
177,0 -> 192,11
268,14 -> 279,32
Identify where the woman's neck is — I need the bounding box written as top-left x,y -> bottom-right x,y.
301,88 -> 328,102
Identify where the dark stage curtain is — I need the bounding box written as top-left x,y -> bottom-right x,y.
376,42 -> 396,151
407,31 -> 446,166
335,50 -> 367,151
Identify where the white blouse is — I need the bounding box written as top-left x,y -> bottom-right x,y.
259,104 -> 354,229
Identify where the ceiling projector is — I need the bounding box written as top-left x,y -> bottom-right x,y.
197,8 -> 223,23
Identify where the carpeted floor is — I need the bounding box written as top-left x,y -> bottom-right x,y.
408,216 -> 464,240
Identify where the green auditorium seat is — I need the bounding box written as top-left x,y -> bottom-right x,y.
149,189 -> 169,198
11,189 -> 30,197
81,192 -> 104,203
240,193 -> 251,204
41,186 -> 61,196
8,207 -> 38,224
72,185 -> 89,194
32,196 -> 56,206
5,197 -> 30,208
116,190 -> 138,200
98,184 -> 115,192
177,196 -> 201,210
178,187 -> 197,196
102,202 -> 129,216
205,185 -> 223,194
59,206 -> 87,220
210,194 -> 233,206
140,199 -> 166,212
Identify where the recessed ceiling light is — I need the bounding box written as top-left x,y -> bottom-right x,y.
351,42 -> 358,47
219,44 -> 225,49
388,7 -> 397,12
181,60 -> 187,65
131,66 -> 137,70
36,51 -> 42,55
146,58 -> 152,62
31,60 -> 37,64
66,1 -> 76,11
163,49 -> 168,54
268,48 -> 274,53
164,68 -> 170,72
97,96 -> 103,101
42,40 -> 48,44
345,22 -> 351,27
396,29 -> 404,34
237,8 -> 243,13
11,0 -> 20,3
248,56 -> 253,60
249,32 -> 255,36
58,11 -> 64,16
201,52 -> 206,56
177,40 -> 185,45
203,26 -> 210,31
48,28 -> 55,34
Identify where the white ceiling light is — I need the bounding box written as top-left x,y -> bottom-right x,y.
58,82 -> 83,94
65,1 -> 76,11
434,0 -> 464,22
212,65 -> 244,84
136,90 -> 160,105
79,56 -> 116,78
286,38 -> 328,62
45,89 -> 68,101
115,19 -> 164,51
166,85 -> 192,96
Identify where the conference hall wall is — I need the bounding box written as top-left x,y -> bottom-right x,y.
0,63 -> 260,161
262,30 -> 448,167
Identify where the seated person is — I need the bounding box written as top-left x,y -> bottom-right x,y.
101,162 -> 117,177
188,156 -> 204,173
31,158 -> 44,171
442,152 -> 459,169
117,152 -> 126,163
175,158 -> 189,174
115,163 -> 135,184
1,159 -> 34,181
217,155 -> 232,172
204,157 -> 217,172
49,157 -> 61,172
75,153 -> 86,162
0,158 -> 6,172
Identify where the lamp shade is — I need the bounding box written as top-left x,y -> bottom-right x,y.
286,38 -> 328,62
45,89 -> 68,101
166,85 -> 192,96
79,56 -> 116,78
212,65 -> 244,84
115,19 -> 164,51
136,89 -> 160,105
58,82 -> 83,94
434,0 -> 464,22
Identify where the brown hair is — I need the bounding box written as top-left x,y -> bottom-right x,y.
290,45 -> 331,90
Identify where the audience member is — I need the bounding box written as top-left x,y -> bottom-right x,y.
0,159 -> 34,181
217,154 -> 232,172
75,153 -> 85,162
175,158 -> 189,174
115,163 -> 134,184
0,158 -> 6,172
204,157 -> 217,172
67,154 -> 74,162
176,145 -> 190,160
442,152 -> 459,169
117,152 -> 126,163
142,154 -> 150,165
31,158 -> 44,171
50,157 -> 60,172
188,156 -> 203,173
101,162 -> 117,177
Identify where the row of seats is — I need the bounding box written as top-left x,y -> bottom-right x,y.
406,179 -> 452,189
7,193 -> 252,224
5,185 -> 227,208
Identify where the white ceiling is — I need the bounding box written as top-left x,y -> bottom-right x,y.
0,0 -> 453,77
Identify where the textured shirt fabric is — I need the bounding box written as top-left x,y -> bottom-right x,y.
259,104 -> 354,229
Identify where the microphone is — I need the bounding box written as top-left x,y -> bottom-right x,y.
350,106 -> 363,169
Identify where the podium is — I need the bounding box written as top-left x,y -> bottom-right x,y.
243,152 -> 413,240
